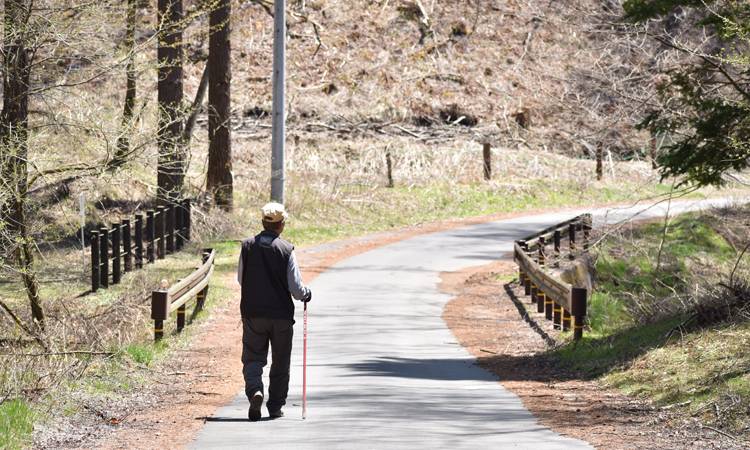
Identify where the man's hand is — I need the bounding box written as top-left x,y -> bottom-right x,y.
302,290 -> 312,303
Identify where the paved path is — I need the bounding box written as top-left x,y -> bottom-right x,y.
188,197 -> 737,449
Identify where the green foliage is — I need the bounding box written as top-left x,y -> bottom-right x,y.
0,398 -> 36,450
624,0 -> 750,187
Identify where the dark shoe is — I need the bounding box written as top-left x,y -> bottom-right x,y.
248,391 -> 263,421
268,409 -> 284,418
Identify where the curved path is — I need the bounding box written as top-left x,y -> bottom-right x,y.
188,197 -> 735,449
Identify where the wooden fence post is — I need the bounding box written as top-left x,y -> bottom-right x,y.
596,141 -> 603,181
568,223 -> 576,260
571,287 -> 587,340
151,290 -> 170,341
196,248 -> 212,313
147,210 -> 155,263
156,206 -> 165,259
483,142 -> 491,181
123,219 -> 132,272
182,199 -> 191,243
112,223 -> 121,285
135,214 -> 143,269
100,227 -> 109,288
386,148 -> 394,188
175,202 -> 183,251
166,204 -> 175,254
554,230 -> 561,267
583,215 -> 591,251
538,236 -> 545,267
91,230 -> 100,291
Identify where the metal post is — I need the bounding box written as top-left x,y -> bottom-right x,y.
100,227 -> 109,288
483,142 -> 491,180
166,204 -> 175,254
270,0 -> 286,204
112,223 -> 121,285
183,199 -> 191,243
91,230 -> 100,291
135,214 -> 143,269
123,219 -> 132,272
175,202 -> 183,251
147,210 -> 155,263
569,223 -> 576,260
553,302 -> 562,329
156,206 -> 166,259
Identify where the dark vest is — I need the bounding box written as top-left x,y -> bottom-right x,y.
239,230 -> 295,320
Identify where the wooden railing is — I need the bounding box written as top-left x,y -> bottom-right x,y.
514,214 -> 592,339
90,199 -> 191,291
151,248 -> 215,341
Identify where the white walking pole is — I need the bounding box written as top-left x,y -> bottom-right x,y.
303,300 -> 307,419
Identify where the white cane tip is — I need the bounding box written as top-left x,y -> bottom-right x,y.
303,411 -> 306,420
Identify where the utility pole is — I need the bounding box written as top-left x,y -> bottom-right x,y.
270,0 -> 285,204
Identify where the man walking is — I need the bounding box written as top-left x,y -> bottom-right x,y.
237,202 -> 312,421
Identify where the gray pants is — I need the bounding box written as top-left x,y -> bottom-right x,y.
241,317 -> 294,412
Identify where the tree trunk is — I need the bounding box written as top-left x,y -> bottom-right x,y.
1,0 -> 31,247
0,0 -> 43,326
111,0 -> 138,168
157,0 -> 184,202
206,0 -> 233,210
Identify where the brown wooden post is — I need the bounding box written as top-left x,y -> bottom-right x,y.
516,240 -> 525,284
166,204 -> 175,254
571,287 -> 587,340
524,244 -> 532,296
175,202 -> 183,251
537,288 -> 545,313
545,291 -> 553,321
123,219 -> 132,272
483,142 -> 491,180
112,223 -> 121,285
100,227 -> 109,288
554,230 -> 561,267
91,230 -> 100,291
596,141 -> 603,181
147,210 -> 155,263
196,248 -> 212,313
538,236 -> 545,267
177,305 -> 186,332
583,214 -> 591,251
152,290 -> 170,341
156,206 -> 166,259
183,199 -> 191,242
563,308 -> 571,331
386,148 -> 394,188
553,302 -> 562,329
568,223 -> 576,260
135,214 -> 143,269
530,283 -> 537,305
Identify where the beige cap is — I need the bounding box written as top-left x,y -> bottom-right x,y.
261,202 -> 288,223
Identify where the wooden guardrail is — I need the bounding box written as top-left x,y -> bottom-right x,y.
90,199 -> 191,292
150,248 -> 215,341
514,214 -> 592,339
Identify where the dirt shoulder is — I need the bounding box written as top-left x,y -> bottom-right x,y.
54,204 -> 744,449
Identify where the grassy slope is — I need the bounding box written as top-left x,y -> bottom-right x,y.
553,209 -> 750,435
